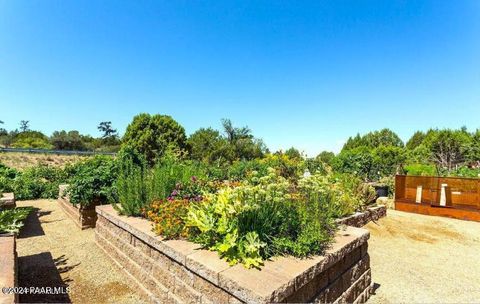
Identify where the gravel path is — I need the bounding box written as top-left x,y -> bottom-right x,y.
16,199 -> 145,303
366,209 -> 480,303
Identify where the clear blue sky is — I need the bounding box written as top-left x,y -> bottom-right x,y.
1,1 -> 479,155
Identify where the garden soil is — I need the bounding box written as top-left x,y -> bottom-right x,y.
367,209 -> 480,303
16,199 -> 145,303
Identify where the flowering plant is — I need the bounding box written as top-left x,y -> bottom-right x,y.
145,199 -> 190,239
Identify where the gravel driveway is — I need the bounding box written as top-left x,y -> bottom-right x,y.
367,209 -> 480,303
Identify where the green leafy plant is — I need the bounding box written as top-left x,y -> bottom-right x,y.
0,207 -> 33,234
66,156 -> 117,207
185,169 -> 337,268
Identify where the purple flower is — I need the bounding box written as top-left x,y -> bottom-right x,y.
191,176 -> 197,182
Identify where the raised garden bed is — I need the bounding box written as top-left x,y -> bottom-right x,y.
58,185 -> 97,229
0,234 -> 17,304
0,193 -> 16,209
336,205 -> 387,227
95,204 -> 373,303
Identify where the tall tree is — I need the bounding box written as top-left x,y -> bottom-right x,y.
123,113 -> 187,165
423,129 -> 472,172
98,121 -> 118,139
342,129 -> 403,152
285,147 -> 302,160
50,130 -> 86,150
19,120 -> 30,132
406,131 -> 426,150
187,128 -> 231,164
221,119 -> 265,161
0,120 -> 6,137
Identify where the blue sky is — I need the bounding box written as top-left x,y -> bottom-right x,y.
0,0 -> 479,156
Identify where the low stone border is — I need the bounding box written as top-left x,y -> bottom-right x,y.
0,234 -> 17,304
0,193 -> 16,209
95,205 -> 373,303
58,185 -> 97,230
336,205 -> 387,228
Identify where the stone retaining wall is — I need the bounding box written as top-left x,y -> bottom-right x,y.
0,234 -> 17,304
336,205 -> 387,228
0,193 -> 16,209
58,185 -> 97,229
95,205 -> 373,303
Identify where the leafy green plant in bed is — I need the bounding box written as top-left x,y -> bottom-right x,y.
66,156 -> 117,207
116,147 -> 207,216
185,168 -> 337,269
0,163 -> 18,193
14,165 -> 67,200
0,207 -> 33,234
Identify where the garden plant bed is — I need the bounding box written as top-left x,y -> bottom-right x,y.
95,204 -> 373,303
58,185 -> 97,229
0,193 -> 16,209
0,234 -> 17,304
336,205 -> 387,227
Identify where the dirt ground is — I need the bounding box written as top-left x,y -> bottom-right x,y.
0,152 -> 90,170
16,199 -> 145,303
367,209 -> 480,303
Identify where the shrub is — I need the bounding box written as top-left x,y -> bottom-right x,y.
0,163 -> 18,193
115,149 -> 148,216
12,131 -> 53,149
115,148 -> 206,216
185,169 -> 337,269
1,163 -> 67,200
12,165 -> 67,200
66,156 -> 117,207
147,157 -> 205,204
404,163 -> 437,176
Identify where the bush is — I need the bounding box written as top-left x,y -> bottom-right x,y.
10,165 -> 67,200
0,163 -> 67,200
185,169 -> 340,269
0,163 -> 18,193
115,149 -> 148,216
66,156 -> 117,207
115,148 -> 206,216
404,163 -> 437,176
12,131 -> 53,149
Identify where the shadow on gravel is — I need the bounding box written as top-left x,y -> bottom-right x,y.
18,208 -> 49,238
18,252 -> 78,303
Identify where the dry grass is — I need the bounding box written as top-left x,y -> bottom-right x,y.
0,152 -> 91,170
16,199 -> 145,303
367,209 -> 480,303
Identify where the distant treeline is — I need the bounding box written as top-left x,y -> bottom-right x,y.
0,120 -> 121,152
1,116 -> 479,179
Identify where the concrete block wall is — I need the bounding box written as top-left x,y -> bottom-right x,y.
95,205 -> 373,303
58,185 -> 97,229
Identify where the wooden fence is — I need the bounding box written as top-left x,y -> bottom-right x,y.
395,175 -> 480,221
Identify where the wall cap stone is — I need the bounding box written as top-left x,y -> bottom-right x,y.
96,204 -> 370,303
336,205 -> 387,227
0,234 -> 17,304
0,193 -> 15,208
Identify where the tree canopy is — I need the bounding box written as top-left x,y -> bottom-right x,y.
123,113 -> 188,165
